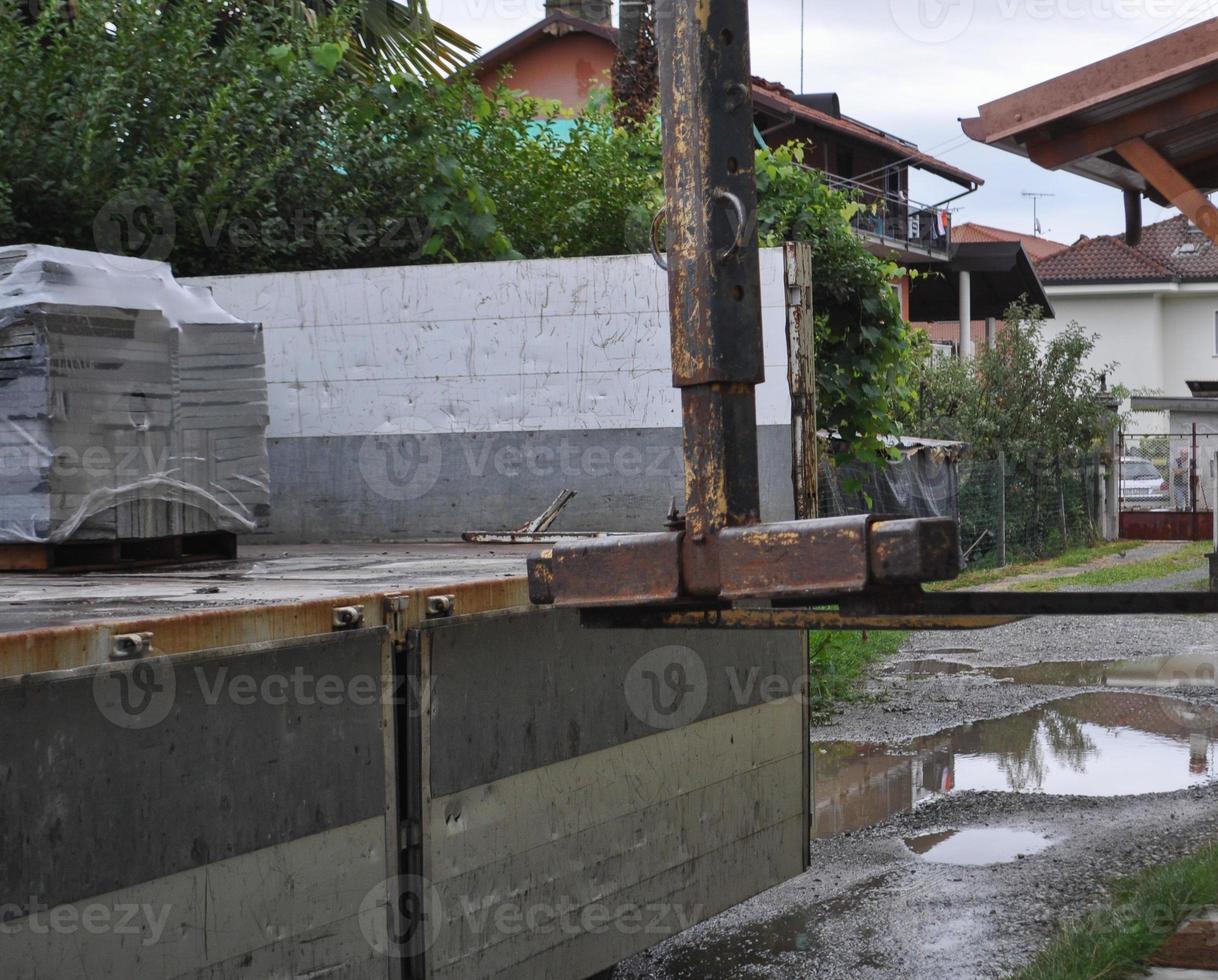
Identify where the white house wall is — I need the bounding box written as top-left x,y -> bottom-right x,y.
187,251 -> 798,541
1043,290 -> 1165,395
1043,284 -> 1218,435
1161,292 -> 1218,408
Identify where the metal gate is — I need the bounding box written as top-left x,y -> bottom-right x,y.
1119,428 -> 1216,540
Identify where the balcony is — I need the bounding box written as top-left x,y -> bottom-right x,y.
827,174 -> 953,263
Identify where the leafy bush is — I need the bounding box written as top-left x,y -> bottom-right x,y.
906,300 -> 1120,559
0,3 -> 919,463
0,0 -> 513,273
907,298 -> 1116,459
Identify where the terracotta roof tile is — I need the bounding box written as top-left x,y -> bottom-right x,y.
470,20 -> 984,191
1034,212 -> 1218,283
952,222 -> 1068,262
750,78 -> 983,189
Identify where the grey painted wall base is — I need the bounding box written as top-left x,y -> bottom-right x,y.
253,425 -> 797,542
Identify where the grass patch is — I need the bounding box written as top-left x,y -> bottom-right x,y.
929,541 -> 1146,592
1011,841 -> 1218,980
1013,541 -> 1211,592
807,630 -> 908,721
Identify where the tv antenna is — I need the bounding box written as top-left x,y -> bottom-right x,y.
1021,191 -> 1055,236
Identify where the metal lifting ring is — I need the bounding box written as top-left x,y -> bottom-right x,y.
714,188 -> 748,263
650,190 -> 747,271
650,207 -> 668,271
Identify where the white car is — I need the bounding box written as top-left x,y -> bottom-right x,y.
1120,456 -> 1169,510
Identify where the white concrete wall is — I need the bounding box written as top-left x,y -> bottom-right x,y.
185,251 -> 799,539
1162,293 -> 1218,403
1042,288 -> 1166,397
1043,283 -> 1218,434
188,251 -> 794,440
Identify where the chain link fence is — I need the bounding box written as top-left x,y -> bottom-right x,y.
956,452 -> 1102,568
1121,431 -> 1216,513
818,447 -> 1104,569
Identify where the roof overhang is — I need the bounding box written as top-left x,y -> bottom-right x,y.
471,11 -> 617,77
961,19 -> 1218,243
752,86 -> 982,191
1130,395 -> 1218,413
908,241 -> 1055,321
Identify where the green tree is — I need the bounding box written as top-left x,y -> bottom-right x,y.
0,0 -> 510,272
908,298 -> 1115,459
906,299 -> 1119,556
756,143 -> 921,468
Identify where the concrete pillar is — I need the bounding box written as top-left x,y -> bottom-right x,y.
985,316 -> 997,349
958,270 -> 972,360
1212,449 -> 1218,551
1105,423 -> 1122,541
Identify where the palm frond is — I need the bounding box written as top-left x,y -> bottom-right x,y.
305,0 -> 478,79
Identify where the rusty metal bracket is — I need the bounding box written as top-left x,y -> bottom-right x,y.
530,516 -> 961,608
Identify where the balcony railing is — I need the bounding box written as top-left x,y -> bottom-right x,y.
826,174 -> 952,256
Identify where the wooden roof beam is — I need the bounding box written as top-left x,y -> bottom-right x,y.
1027,78 -> 1218,170
1116,137 -> 1218,243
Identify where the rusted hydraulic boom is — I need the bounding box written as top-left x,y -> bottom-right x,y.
528,0 -> 960,610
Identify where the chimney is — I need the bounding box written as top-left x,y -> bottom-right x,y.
545,0 -> 612,25
619,0 -> 644,54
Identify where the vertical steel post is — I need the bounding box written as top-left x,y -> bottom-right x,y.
785,241 -> 817,521
655,0 -> 764,595
1192,423 -> 1199,513
996,451 -> 1007,567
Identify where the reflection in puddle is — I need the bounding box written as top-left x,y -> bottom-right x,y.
903,828 -> 1052,865
813,692 -> 1218,839
892,650 -> 1218,690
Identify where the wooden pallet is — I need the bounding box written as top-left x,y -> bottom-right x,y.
0,532 -> 238,572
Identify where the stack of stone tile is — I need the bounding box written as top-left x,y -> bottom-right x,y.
0,245 -> 269,548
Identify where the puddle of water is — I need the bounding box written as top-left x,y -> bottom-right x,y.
903,828 -> 1052,865
647,873 -> 900,978
892,650 -> 1218,690
813,692 -> 1218,839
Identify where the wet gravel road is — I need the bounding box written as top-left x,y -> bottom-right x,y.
614,604 -> 1218,980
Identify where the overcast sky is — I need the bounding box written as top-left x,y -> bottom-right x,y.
429,0 -> 1218,243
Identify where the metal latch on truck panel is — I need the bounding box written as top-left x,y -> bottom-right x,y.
110,632 -> 153,661
331,605 -> 365,631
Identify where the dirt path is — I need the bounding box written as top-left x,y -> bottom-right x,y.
614,561 -> 1218,980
